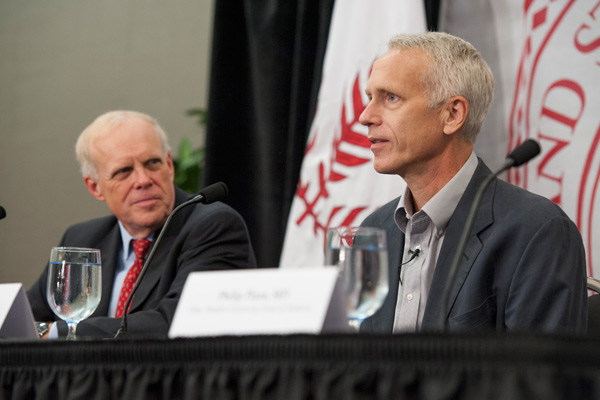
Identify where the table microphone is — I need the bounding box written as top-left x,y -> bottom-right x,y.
0,206 -> 6,220
114,182 -> 229,338
438,139 -> 541,331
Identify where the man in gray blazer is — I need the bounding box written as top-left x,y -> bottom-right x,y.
28,110 -> 256,338
358,32 -> 587,334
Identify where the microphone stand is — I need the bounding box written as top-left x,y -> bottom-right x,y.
114,200 -> 188,338
114,182 -> 228,338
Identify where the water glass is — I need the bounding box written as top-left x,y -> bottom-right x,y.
325,226 -> 388,331
46,247 -> 101,340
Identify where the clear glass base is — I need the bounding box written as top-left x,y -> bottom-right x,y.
66,321 -> 78,340
348,319 -> 362,332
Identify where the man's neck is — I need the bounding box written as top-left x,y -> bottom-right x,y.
403,145 -> 473,212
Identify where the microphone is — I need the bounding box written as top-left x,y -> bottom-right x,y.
439,139 -> 540,331
0,206 -> 6,220
187,181 -> 229,205
505,138 -> 541,167
403,246 -> 421,265
399,246 -> 421,285
114,182 -> 229,338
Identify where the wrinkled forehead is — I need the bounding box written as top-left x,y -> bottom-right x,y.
92,117 -> 163,149
90,119 -> 165,162
378,47 -> 432,66
370,48 -> 431,81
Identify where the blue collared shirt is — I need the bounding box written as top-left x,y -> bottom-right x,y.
108,222 -> 154,317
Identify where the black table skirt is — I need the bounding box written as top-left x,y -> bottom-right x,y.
1,333 -> 600,400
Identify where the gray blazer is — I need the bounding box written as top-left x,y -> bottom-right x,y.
360,159 -> 587,334
28,186 -> 256,338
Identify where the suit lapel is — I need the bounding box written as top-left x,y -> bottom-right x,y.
92,222 -> 121,317
422,160 -> 495,328
129,188 -> 192,311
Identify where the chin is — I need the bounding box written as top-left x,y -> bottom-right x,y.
373,164 -> 396,176
136,213 -> 168,229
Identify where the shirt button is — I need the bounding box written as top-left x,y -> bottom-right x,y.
407,293 -> 413,301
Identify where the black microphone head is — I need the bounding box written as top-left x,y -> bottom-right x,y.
198,182 -> 229,204
0,206 -> 6,220
508,139 -> 541,167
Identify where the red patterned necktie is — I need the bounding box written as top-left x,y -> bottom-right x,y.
115,238 -> 152,318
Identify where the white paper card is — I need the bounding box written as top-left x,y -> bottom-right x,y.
0,283 -> 38,339
169,267 -> 350,338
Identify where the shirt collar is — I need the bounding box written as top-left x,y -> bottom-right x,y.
395,151 -> 478,236
394,187 -> 414,234
117,221 -> 154,259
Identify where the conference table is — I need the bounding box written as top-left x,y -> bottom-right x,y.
2,332 -> 600,399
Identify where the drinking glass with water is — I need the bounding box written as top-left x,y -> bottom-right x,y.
46,247 -> 101,340
325,226 -> 388,332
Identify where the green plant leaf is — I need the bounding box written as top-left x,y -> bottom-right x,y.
172,108 -> 207,194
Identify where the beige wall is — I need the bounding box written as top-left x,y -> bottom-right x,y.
0,1 -> 214,288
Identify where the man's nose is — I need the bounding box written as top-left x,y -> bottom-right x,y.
133,168 -> 152,188
359,101 -> 378,126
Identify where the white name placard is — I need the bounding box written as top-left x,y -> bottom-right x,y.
169,267 -> 350,338
0,283 -> 38,339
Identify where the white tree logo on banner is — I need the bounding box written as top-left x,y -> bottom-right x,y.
280,0 -> 424,268
294,73 -> 371,248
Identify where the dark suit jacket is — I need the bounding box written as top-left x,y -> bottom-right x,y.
360,159 -> 588,334
28,187 -> 256,338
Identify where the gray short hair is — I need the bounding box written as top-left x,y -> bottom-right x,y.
388,32 -> 494,143
75,110 -> 171,178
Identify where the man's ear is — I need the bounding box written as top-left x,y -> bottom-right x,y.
84,176 -> 106,202
442,96 -> 468,136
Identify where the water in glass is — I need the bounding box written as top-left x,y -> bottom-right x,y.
46,247 -> 101,339
325,227 -> 388,331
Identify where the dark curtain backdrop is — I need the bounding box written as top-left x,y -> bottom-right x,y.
205,0 -> 441,268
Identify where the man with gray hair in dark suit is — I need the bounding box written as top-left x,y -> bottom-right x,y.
358,32 -> 587,334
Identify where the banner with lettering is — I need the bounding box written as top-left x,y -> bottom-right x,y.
279,0 -> 426,267
442,0 -> 600,276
